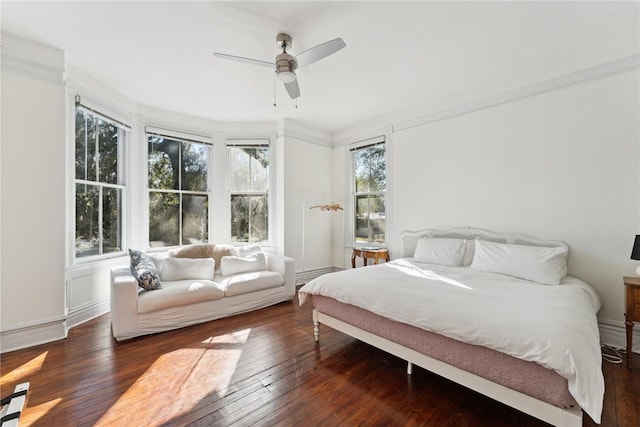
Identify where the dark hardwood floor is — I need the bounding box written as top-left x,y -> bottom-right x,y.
1,292 -> 638,426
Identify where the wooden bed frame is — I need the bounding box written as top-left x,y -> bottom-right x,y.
311,227 -> 584,427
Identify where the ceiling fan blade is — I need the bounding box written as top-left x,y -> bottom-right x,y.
294,38 -> 346,68
213,52 -> 274,68
284,79 -> 300,99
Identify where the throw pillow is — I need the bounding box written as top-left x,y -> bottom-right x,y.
168,244 -> 237,272
211,244 -> 237,272
160,257 -> 215,281
237,244 -> 261,257
129,249 -> 162,291
220,252 -> 267,276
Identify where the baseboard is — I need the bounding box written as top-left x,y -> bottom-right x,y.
0,317 -> 67,354
598,318 -> 640,354
66,298 -> 110,330
296,267 -> 343,286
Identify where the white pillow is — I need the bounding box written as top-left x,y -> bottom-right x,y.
237,244 -> 261,257
470,239 -> 568,285
413,237 -> 466,266
160,257 -> 215,281
150,255 -> 167,272
220,252 -> 267,276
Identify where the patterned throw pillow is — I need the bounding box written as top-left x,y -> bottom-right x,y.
129,249 -> 162,291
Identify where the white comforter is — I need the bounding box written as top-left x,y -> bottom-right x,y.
298,258 -> 604,423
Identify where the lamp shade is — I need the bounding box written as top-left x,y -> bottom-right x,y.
631,235 -> 640,260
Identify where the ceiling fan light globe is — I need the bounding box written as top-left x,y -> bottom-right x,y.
277,71 -> 296,83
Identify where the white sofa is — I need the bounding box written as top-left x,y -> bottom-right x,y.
110,247 -> 295,341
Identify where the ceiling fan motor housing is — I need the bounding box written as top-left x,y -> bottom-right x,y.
276,52 -> 296,73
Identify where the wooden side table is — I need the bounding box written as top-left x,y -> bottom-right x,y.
352,248 -> 389,268
623,276 -> 640,368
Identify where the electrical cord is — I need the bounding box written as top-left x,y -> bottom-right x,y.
601,344 -> 625,364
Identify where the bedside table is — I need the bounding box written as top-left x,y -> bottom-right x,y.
623,276 -> 640,368
351,248 -> 389,268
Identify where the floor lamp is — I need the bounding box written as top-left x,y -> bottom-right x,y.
301,202 -> 344,282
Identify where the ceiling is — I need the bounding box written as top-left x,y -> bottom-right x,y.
2,1 -> 638,136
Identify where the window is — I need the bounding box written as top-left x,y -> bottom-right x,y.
148,134 -> 210,247
227,142 -> 269,242
74,105 -> 128,258
351,139 -> 386,244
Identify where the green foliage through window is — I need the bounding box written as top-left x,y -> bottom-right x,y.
228,145 -> 269,242
75,106 -> 125,258
352,141 -> 386,244
148,135 -> 210,247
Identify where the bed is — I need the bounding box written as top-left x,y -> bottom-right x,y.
298,227 -> 604,426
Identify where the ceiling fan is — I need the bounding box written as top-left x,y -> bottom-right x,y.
213,33 -> 346,100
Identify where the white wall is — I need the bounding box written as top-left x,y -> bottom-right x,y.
1,36 -> 67,350
282,131 -> 335,275
391,69 -> 639,323
331,145 -> 347,268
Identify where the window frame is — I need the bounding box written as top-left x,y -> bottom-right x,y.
350,137 -> 387,247
226,139 -> 271,244
146,131 -> 213,248
73,102 -> 130,262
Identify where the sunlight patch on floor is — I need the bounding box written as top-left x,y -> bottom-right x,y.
96,328 -> 251,426
19,397 -> 62,426
0,351 -> 48,384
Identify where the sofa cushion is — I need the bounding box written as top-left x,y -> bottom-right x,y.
160,257 -> 215,281
219,271 -> 284,297
220,252 -> 266,276
138,279 -> 224,314
129,249 -> 162,291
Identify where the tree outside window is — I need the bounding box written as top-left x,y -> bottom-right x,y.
148,135 -> 210,247
228,144 -> 269,243
352,142 -> 386,244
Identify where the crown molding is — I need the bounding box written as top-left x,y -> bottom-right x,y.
1,33 -> 65,84
332,55 -> 640,146
394,54 -> 640,134
277,118 -> 332,147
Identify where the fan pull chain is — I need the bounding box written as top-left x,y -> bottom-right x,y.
273,71 -> 277,107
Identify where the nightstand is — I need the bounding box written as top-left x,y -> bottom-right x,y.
623,276 -> 640,368
351,248 -> 389,268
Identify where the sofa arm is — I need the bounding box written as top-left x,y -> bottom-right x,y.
110,266 -> 140,341
264,252 -> 296,298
